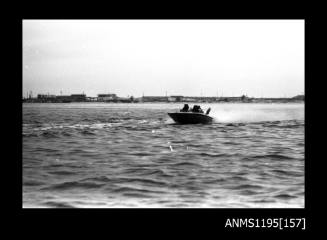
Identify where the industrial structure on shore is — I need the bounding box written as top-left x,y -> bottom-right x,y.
22,92 -> 304,103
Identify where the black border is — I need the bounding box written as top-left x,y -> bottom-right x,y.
14,16 -> 313,233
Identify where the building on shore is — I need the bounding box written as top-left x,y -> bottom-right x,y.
97,94 -> 117,102
182,97 -> 197,102
37,94 -> 57,102
86,97 -> 98,102
70,94 -> 86,102
35,93 -> 86,102
56,95 -> 72,103
37,94 -> 56,100
142,96 -> 169,102
116,97 -> 133,103
168,95 -> 184,102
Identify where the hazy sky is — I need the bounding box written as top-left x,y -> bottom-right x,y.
23,20 -> 304,98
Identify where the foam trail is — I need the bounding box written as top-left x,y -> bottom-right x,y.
208,104 -> 304,123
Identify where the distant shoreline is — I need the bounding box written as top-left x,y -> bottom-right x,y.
22,99 -> 304,104
22,94 -> 304,104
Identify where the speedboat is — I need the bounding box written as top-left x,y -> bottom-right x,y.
168,112 -> 213,124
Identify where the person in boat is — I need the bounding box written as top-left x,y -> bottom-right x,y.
192,105 -> 204,113
206,107 -> 211,115
180,104 -> 189,112
191,105 -> 198,112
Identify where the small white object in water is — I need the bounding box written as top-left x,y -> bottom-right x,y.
169,145 -> 174,152
152,130 -> 155,133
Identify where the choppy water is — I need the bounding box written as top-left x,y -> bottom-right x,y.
23,103 -> 304,208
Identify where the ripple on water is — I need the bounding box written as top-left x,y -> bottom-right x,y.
23,103 -> 304,208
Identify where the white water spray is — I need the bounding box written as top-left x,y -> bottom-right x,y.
208,103 -> 304,123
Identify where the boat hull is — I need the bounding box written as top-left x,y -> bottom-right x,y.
168,112 -> 213,124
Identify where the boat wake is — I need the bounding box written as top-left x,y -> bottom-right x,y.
210,104 -> 304,123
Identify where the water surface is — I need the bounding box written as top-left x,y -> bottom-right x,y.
23,103 -> 304,208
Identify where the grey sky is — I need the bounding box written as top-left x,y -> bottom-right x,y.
23,20 -> 304,98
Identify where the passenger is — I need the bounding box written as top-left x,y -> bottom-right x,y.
206,108 -> 211,115
180,104 -> 189,112
190,105 -> 204,113
192,105 -> 201,113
